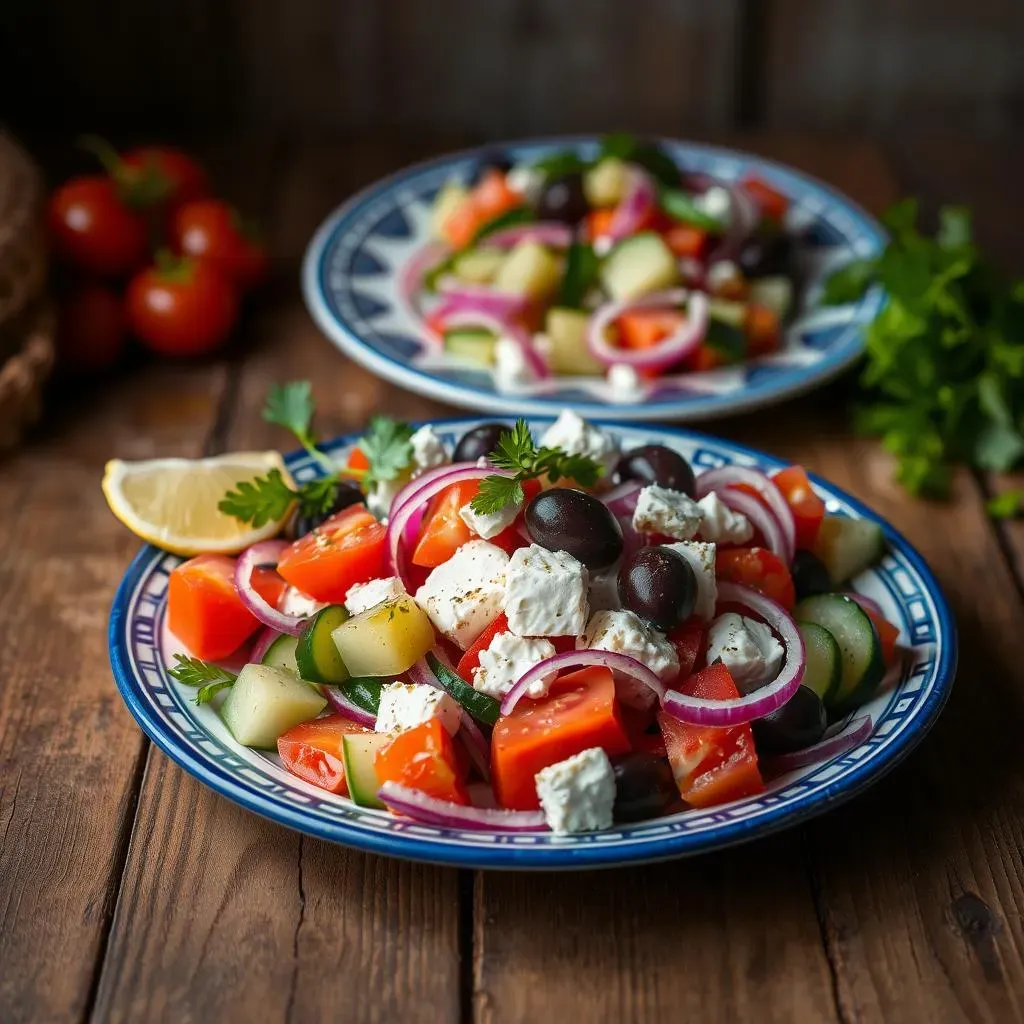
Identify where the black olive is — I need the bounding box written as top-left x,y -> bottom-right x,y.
453,422 -> 510,463
469,151 -> 514,184
536,171 -> 590,226
524,488 -> 622,569
752,686 -> 827,756
286,480 -> 365,539
791,550 -> 831,601
618,546 -> 696,631
612,444 -> 697,497
737,233 -> 795,279
611,752 -> 678,823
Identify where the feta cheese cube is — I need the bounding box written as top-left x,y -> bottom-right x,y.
459,499 -> 519,540
693,185 -> 733,224
588,562 -> 622,612
666,540 -> 717,620
506,164 -> 544,205
706,259 -> 741,292
494,336 -> 535,390
607,363 -> 642,400
696,492 -> 754,545
410,425 -> 451,470
706,612 -> 784,693
577,609 -> 679,707
345,576 -> 407,616
503,544 -> 589,637
278,587 -> 325,618
414,540 -> 509,649
374,681 -> 461,736
539,410 -> 619,475
366,474 -> 406,521
472,631 -> 557,700
535,747 -> 616,834
632,484 -> 704,541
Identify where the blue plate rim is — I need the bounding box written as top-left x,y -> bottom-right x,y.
301,134 -> 888,423
108,417 -> 956,869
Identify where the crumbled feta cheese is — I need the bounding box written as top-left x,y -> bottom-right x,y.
539,410 -> 619,475
607,363 -> 642,400
345,576 -> 407,616
535,747 -> 616,834
374,681 -> 461,736
693,185 -> 733,224
472,631 -> 557,700
592,235 -> 613,257
414,540 -> 509,649
278,587 -> 325,618
706,260 -> 741,292
577,609 -> 679,707
506,164 -> 544,205
706,612 -> 784,693
494,336 -> 535,390
632,484 -> 704,541
588,562 -> 622,612
696,492 -> 754,544
503,543 -> 589,637
366,475 -> 406,521
459,499 -> 519,540
665,540 -> 717,620
410,425 -> 451,470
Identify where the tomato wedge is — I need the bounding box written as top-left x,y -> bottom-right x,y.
771,465 -> 825,550
657,663 -> 764,808
745,303 -> 782,357
716,546 -> 796,610
412,480 -> 477,568
664,224 -> 708,260
667,619 -> 707,682
375,718 -> 469,805
741,176 -> 789,222
616,309 -> 685,351
277,714 -> 372,795
456,613 -> 509,682
276,504 -> 386,603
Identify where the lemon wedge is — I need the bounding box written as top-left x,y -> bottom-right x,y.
102,451 -> 292,556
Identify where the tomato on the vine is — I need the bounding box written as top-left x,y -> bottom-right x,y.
120,146 -> 210,209
55,284 -> 127,370
172,199 -> 268,291
126,253 -> 238,357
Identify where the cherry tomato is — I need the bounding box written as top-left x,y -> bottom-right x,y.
55,284 -> 127,370
716,546 -> 796,610
47,177 -> 149,278
125,254 -> 238,357
172,199 -> 268,291
121,146 -> 210,209
771,466 -> 825,550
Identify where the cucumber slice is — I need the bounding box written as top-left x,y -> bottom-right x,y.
260,634 -> 299,675
220,664 -> 327,749
795,595 -> 884,711
812,516 -> 886,585
444,327 -> 497,367
452,246 -> 505,285
338,677 -> 383,716
296,604 -> 351,684
706,297 -> 748,328
600,232 -> 678,301
797,621 -> 841,705
493,239 -> 562,298
426,653 -> 500,726
583,157 -> 628,207
545,306 -> 604,375
342,733 -> 392,809
748,276 -> 793,319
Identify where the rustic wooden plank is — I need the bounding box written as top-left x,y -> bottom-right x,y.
92,139 -> 461,1024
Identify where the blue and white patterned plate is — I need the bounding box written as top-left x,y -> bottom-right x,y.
109,419 -> 955,869
302,138 -> 886,421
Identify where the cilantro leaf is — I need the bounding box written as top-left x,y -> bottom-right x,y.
823,259 -> 876,305
297,476 -> 339,520
218,468 -> 296,527
359,416 -> 415,489
987,489 -> 1024,519
263,381 -> 335,473
168,655 -> 238,705
472,475 -> 525,516
658,188 -> 727,232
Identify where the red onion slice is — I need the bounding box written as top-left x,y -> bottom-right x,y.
484,221 -> 573,250
458,709 -> 491,781
442,310 -> 550,379
501,650 -> 665,716
406,657 -> 439,690
601,480 -> 643,517
400,241 -> 451,326
587,289 -> 708,371
662,582 -> 805,726
434,281 -> 532,320
322,686 -> 377,728
842,590 -> 886,619
389,460 -> 480,523
695,466 -> 796,565
765,716 -> 873,774
714,487 -> 788,563
234,540 -> 308,637
378,782 -> 546,832
707,182 -> 759,263
607,165 -> 657,241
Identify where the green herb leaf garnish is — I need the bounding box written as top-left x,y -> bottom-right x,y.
168,654 -> 238,705
358,415 -> 415,490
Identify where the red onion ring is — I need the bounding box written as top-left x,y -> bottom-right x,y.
484,221 -> 573,250
713,488 -> 787,562
322,686 -> 377,728
765,716 -> 873,774
458,709 -> 491,781
388,460 -> 479,523
406,657 -> 439,690
662,582 -> 804,726
707,182 -> 759,264
842,590 -> 886,619
378,781 -> 546,831
695,466 -> 796,565
501,650 -> 665,716
607,165 -> 657,241
434,281 -> 532,320
400,241 -> 450,322
600,480 -> 643,517
587,289 -> 708,371
234,541 -> 308,637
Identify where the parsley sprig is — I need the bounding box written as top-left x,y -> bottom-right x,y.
357,415 -> 415,490
469,419 -> 603,515
262,381 -> 336,475
168,654 -> 237,705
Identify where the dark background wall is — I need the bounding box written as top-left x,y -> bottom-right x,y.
3,0 -> 1023,145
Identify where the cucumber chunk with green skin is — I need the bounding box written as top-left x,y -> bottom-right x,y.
260,634 -> 299,675
600,232 -> 678,301
794,595 -> 884,711
297,604 -> 351,684
220,664 -> 327,749
444,327 -> 497,367
342,732 -> 392,808
427,653 -> 500,726
812,516 -> 887,585
337,677 -> 383,715
452,246 -> 505,285
797,621 -> 842,705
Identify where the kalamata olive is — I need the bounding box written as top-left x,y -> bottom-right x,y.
737,232 -> 795,279
618,546 -> 697,630
612,444 -> 697,497
751,685 -> 827,755
524,488 -> 622,569
611,752 -> 678,823
791,549 -> 831,601
287,480 -> 364,539
453,422 -> 510,463
536,171 -> 589,225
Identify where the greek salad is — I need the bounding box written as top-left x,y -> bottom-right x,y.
412,134 -> 800,398
155,388 -> 899,835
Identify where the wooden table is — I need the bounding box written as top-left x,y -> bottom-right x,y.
2,136 -> 1023,1024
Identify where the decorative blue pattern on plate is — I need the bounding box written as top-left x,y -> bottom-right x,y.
302,137 -> 887,421
109,420 -> 955,869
